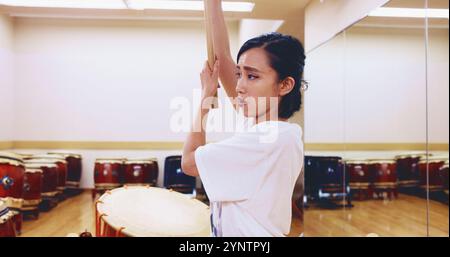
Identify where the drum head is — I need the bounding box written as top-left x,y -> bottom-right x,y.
24,160 -> 58,168
0,200 -> 7,214
0,158 -> 24,166
97,186 -> 210,237
48,152 -> 82,159
0,151 -> 24,162
0,200 -> 14,224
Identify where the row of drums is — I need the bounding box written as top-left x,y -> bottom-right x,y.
305,153 -> 449,205
94,155 -> 206,199
0,151 -> 83,237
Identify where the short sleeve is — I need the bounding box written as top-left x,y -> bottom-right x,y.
194,133 -> 270,202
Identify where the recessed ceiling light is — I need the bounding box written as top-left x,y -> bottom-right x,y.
127,0 -> 254,12
0,0 -> 255,12
0,0 -> 127,9
369,7 -> 449,19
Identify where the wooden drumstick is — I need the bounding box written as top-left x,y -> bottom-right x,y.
204,0 -> 219,109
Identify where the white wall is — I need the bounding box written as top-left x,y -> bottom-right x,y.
0,14 -> 14,141
304,0 -> 389,53
239,19 -> 284,46
12,18 -> 240,142
427,29 -> 450,143
304,26 -> 449,144
10,17 -> 241,188
304,32 -> 346,143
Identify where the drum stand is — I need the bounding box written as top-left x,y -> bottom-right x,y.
419,187 -> 448,204
22,209 -> 39,220
349,186 -> 373,201
398,180 -> 420,196
39,197 -> 58,212
10,209 -> 23,235
64,187 -> 83,198
57,192 -> 67,202
373,185 -> 398,200
317,187 -> 353,209
21,201 -> 41,220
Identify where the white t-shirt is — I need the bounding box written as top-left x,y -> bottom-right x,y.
195,120 -> 304,237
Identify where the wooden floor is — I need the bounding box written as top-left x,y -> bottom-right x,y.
290,194 -> 449,237
19,191 -> 448,237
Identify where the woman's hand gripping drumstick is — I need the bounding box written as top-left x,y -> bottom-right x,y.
181,60 -> 219,177
200,60 -> 220,103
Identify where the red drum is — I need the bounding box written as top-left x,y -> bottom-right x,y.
123,158 -> 159,186
395,153 -> 430,188
345,159 -> 372,200
0,201 -> 16,237
418,156 -> 447,192
21,165 -> 43,212
24,160 -> 58,199
48,152 -> 82,189
95,186 -> 210,237
369,159 -> 398,199
28,155 -> 67,194
0,158 -> 25,209
94,159 -> 124,190
440,160 -> 449,195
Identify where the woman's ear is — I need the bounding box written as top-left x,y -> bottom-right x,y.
278,77 -> 295,97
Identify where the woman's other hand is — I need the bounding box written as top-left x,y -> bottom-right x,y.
200,59 -> 220,99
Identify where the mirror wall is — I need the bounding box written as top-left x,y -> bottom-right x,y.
303,0 -> 448,236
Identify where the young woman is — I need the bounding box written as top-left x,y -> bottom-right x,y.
181,0 -> 305,237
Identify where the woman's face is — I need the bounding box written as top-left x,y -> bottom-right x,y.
236,47 -> 281,121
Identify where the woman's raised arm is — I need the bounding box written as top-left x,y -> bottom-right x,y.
205,0 -> 239,108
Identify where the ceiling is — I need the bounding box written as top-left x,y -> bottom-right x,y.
0,0 -> 447,40
0,0 -> 311,40
0,0 -> 310,20
358,0 -> 449,28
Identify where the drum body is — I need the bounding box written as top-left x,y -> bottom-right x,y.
164,156 -> 196,194
22,166 -> 43,211
55,161 -> 67,193
369,160 -> 397,189
0,201 -> 16,237
0,158 -> 25,209
317,156 -> 346,194
123,158 -> 158,186
304,156 -> 320,200
95,186 -> 210,237
346,159 -> 371,200
419,157 -> 447,192
395,154 -> 424,188
346,160 -> 371,189
439,161 -> 449,195
304,156 -> 351,207
94,159 -> 124,190
49,153 -> 82,189
24,161 -> 58,199
27,155 -> 67,194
